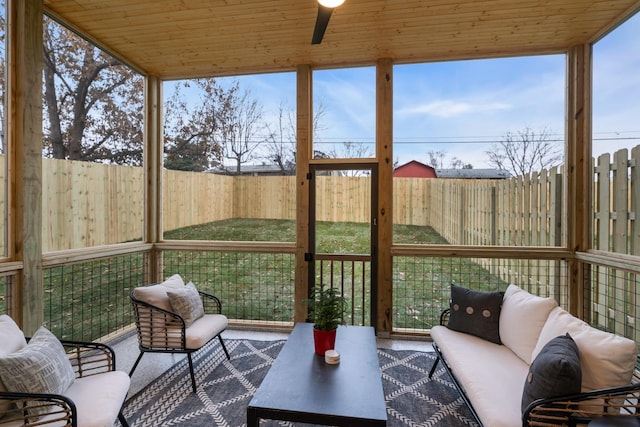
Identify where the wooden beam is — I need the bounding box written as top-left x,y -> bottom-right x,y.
144,75 -> 162,283
588,0 -> 640,44
566,44 -> 593,318
294,64 -> 312,323
376,58 -> 393,334
8,0 -> 44,333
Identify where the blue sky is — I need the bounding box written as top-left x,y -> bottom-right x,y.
214,11 -> 639,169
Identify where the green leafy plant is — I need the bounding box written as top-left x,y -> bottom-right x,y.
305,286 -> 347,331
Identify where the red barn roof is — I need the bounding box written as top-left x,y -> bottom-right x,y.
393,161 -> 437,178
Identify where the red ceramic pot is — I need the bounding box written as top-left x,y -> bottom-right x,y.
313,327 -> 337,356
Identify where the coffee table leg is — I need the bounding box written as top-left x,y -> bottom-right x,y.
247,407 -> 259,427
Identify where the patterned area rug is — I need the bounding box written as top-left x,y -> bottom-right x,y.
122,338 -> 479,426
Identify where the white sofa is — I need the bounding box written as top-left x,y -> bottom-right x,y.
430,284 -> 639,427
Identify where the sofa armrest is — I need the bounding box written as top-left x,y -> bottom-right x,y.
61,340 -> 117,378
523,382 -> 640,426
0,391 -> 76,426
439,308 -> 451,326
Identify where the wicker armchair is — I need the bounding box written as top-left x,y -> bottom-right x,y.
129,276 -> 230,393
0,318 -> 130,427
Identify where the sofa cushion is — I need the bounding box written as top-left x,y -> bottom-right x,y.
532,307 -> 637,391
499,284 -> 558,364
167,281 -> 205,327
431,325 -> 529,427
447,284 -> 504,344
133,273 -> 185,311
0,327 -> 76,417
521,333 -> 582,413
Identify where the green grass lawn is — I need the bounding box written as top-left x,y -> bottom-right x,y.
46,218 -> 506,341
164,218 -> 449,249
166,219 -> 504,329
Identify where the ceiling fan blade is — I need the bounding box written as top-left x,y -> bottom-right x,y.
311,5 -> 334,45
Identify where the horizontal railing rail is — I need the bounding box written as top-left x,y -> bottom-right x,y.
19,244 -> 635,350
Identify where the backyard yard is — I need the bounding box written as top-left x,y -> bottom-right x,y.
43,218 -> 508,341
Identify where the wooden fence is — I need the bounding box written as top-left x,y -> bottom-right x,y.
421,165 -> 564,247
592,146 -> 640,339
0,145 -> 630,255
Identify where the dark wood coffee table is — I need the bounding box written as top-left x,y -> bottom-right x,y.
247,322 -> 387,426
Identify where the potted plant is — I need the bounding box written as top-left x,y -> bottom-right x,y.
305,286 -> 347,355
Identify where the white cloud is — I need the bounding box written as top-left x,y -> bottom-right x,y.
398,99 -> 511,118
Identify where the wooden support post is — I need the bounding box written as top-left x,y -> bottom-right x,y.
295,64 -> 312,323
143,75 -> 163,283
566,44 -> 593,318
8,0 -> 44,333
376,58 -> 393,334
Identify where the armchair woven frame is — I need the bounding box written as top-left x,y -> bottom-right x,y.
129,289 -> 230,393
0,340 -> 129,427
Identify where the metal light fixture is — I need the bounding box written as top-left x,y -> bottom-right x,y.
312,0 -> 345,44
318,0 -> 345,7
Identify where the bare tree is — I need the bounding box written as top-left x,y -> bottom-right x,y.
486,127 -> 562,176
263,101 -> 327,174
427,150 -> 446,169
329,141 -> 374,160
216,85 -> 264,174
450,157 -> 473,169
263,102 -> 296,174
450,157 -> 464,169
328,141 -> 374,176
42,17 -> 144,165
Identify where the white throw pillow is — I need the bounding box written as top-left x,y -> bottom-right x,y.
499,284 -> 558,364
0,315 -> 28,412
162,273 -> 185,288
532,306 -> 637,391
0,315 -> 27,356
133,273 -> 186,311
0,326 -> 76,417
167,281 -> 205,327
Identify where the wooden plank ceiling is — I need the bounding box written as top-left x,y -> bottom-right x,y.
43,0 -> 640,80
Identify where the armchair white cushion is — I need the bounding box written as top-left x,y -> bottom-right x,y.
63,373 -> 130,427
